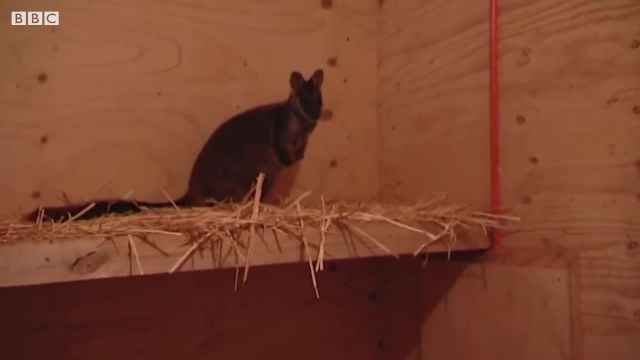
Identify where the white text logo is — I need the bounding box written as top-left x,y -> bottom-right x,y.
11,11 -> 60,26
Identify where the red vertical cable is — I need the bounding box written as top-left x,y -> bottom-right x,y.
489,0 -> 502,249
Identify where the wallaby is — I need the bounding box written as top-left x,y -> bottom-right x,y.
24,69 -> 324,222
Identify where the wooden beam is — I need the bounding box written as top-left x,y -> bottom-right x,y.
0,223 -> 490,288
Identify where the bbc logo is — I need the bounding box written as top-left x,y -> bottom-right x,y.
11,11 -> 60,26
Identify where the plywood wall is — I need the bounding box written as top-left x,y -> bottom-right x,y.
1,0 -> 638,357
1,258 -> 386,360
379,0 -> 640,359
378,0 -> 490,206
498,0 -> 640,357
0,0 -> 379,216
420,263 -> 572,360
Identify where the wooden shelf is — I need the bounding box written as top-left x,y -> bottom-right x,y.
0,223 -> 490,287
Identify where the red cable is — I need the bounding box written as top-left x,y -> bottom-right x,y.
489,0 -> 502,249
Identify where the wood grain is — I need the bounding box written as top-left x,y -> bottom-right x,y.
378,0 -> 490,206
569,258 -> 585,360
0,0 -> 638,358
0,222 -> 490,288
378,0 -> 640,359
580,247 -> 640,321
499,0 -> 640,250
420,263 -> 572,360
496,2 -> 640,357
379,0 -> 640,250
583,315 -> 640,360
0,0 -> 380,217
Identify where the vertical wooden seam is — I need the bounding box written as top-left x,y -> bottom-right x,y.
569,257 -> 585,360
489,0 -> 502,249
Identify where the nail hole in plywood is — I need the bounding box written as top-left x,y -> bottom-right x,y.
327,57 -> 337,67
320,109 -> 333,121
521,195 -> 533,205
321,0 -> 332,9
37,73 -> 48,83
516,115 -> 526,125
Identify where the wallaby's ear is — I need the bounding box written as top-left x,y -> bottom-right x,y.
310,69 -> 324,87
290,71 -> 305,91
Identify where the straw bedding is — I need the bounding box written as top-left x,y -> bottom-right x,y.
0,174 -> 517,296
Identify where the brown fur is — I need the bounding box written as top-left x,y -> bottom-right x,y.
186,102 -> 295,204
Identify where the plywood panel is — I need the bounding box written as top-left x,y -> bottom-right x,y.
420,263 -> 572,360
580,246 -> 640,321
494,1 -> 640,354
379,0 -> 640,248
378,0 -> 490,206
379,0 -> 640,359
498,0 -> 640,250
583,315 -> 640,360
0,258 -> 385,360
0,0 -> 379,217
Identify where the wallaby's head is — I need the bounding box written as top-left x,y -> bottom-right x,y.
289,69 -> 324,121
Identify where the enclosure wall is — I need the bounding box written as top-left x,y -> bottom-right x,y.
0,0 -> 379,216
379,0 -> 640,359
0,0 -> 639,358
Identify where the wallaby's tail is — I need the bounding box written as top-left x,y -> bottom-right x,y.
24,195 -> 192,222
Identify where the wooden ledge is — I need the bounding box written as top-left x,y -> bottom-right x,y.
0,223 -> 490,288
